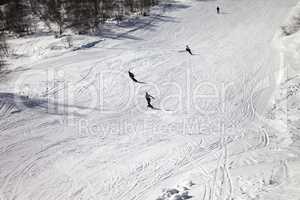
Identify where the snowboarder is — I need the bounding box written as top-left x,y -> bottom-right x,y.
186,45 -> 193,55
217,6 -> 220,14
145,92 -> 155,109
128,71 -> 145,84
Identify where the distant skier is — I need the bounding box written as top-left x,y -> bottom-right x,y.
217,6 -> 220,14
128,71 -> 145,84
185,45 -> 193,55
145,92 -> 155,109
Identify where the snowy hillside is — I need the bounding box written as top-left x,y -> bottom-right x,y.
1,0 -> 300,200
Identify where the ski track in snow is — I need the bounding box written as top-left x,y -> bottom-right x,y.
0,0 -> 299,200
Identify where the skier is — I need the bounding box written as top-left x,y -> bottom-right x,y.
145,92 -> 155,109
217,6 -> 220,14
186,45 -> 193,55
128,71 -> 145,84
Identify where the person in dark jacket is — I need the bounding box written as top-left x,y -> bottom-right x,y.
145,92 -> 155,109
186,45 -> 193,55
217,6 -> 220,14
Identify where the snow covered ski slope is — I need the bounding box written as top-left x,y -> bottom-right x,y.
1,0 -> 300,200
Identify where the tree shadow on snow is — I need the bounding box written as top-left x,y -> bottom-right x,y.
96,1 -> 190,40
73,39 -> 104,51
161,2 -> 191,12
98,14 -> 179,40
0,92 -> 103,117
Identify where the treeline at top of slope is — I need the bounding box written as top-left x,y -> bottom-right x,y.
0,0 -> 161,37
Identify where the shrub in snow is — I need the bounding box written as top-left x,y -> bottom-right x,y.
157,185 -> 193,200
170,194 -> 183,200
164,188 -> 179,196
180,191 -> 190,199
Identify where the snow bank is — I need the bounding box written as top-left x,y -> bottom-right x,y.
262,2 -> 300,199
281,2 -> 300,36
6,35 -> 104,68
275,1 -> 300,81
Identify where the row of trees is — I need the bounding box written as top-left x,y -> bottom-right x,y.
0,0 -> 159,36
0,0 -> 159,68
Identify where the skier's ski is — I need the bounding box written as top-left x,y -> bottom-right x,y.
148,105 -> 161,110
186,45 -> 193,55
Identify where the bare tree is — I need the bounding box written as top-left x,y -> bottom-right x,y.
4,0 -> 32,35
0,9 -> 8,69
37,0 -> 68,36
0,32 -> 8,69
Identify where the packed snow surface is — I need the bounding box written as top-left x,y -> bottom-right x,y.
1,0 -> 300,200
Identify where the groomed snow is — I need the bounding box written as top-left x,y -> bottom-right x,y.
1,0 -> 300,200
